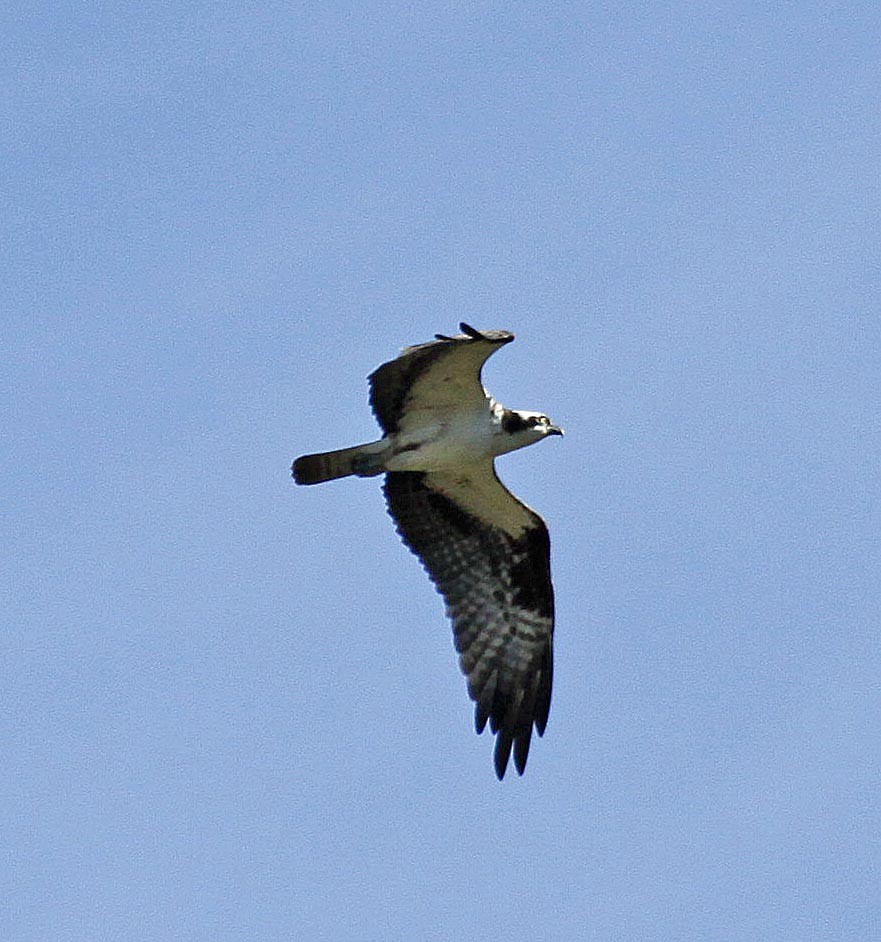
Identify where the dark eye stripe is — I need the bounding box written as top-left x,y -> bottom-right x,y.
502,412 -> 528,433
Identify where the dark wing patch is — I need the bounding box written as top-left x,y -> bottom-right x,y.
384,470 -> 554,779
368,326 -> 513,435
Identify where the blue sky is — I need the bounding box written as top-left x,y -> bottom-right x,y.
4,3 -> 881,939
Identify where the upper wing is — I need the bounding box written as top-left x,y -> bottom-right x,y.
383,465 -> 554,779
368,323 -> 514,435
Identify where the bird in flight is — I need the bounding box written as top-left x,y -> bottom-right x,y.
292,323 -> 563,778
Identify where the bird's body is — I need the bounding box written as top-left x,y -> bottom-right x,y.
292,323 -> 562,778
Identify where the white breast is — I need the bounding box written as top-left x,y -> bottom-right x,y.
384,403 -> 502,472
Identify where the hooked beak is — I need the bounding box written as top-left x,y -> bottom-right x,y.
547,424 -> 564,437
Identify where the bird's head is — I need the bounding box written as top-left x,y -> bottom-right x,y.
499,409 -> 564,450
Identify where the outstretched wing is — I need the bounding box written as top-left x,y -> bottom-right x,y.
383,466 -> 554,779
368,323 -> 514,435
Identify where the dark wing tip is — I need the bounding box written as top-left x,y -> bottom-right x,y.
513,733 -> 531,776
458,322 -> 515,344
492,730 -> 530,779
494,731 -> 515,780
482,644 -> 552,779
533,646 -> 553,736
459,322 -> 487,340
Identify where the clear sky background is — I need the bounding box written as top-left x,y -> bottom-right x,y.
4,3 -> 881,940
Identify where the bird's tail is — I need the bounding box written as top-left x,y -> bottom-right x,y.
291,443 -> 384,485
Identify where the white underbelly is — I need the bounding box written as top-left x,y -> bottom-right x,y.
384,416 -> 497,471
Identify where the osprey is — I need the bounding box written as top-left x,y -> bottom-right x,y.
292,323 -> 563,778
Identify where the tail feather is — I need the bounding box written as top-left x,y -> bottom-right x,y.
292,444 -> 379,485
